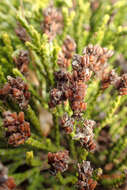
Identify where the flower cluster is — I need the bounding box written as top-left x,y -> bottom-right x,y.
73,119 -> 96,152
3,111 -> 31,146
13,50 -> 30,75
61,112 -> 96,151
83,44 -> 114,72
57,36 -> 76,68
42,6 -> 63,41
77,161 -> 97,190
0,76 -> 30,109
48,150 -> 70,175
0,162 -> 16,190
49,44 -> 114,115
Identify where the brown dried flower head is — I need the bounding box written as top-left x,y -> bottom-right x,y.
0,76 -> 30,109
101,69 -> 118,90
83,44 -> 114,72
3,111 -> 31,146
48,150 -> 70,175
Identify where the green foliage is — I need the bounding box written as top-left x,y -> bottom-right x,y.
1,0 -> 127,189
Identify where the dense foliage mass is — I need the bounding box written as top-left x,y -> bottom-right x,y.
1,0 -> 127,189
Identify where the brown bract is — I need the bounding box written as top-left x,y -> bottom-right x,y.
3,111 -> 30,146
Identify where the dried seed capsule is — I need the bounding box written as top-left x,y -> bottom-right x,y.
48,150 -> 70,175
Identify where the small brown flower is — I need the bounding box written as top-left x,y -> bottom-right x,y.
3,111 -> 31,146
48,150 -> 70,175
13,50 -> 30,75
0,162 -> 16,190
0,76 -> 30,109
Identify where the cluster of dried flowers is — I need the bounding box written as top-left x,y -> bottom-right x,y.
102,71 -> 127,95
61,113 -> 96,151
0,76 -> 30,109
0,162 -> 16,190
74,120 -> 96,152
48,150 -> 70,175
3,111 -> 30,146
42,6 -> 63,41
49,44 -> 114,114
49,44 -> 114,153
58,36 -> 76,68
48,44 -> 118,188
77,161 -> 97,190
13,50 -> 30,75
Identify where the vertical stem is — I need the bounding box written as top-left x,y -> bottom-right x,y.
53,113 -> 60,148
